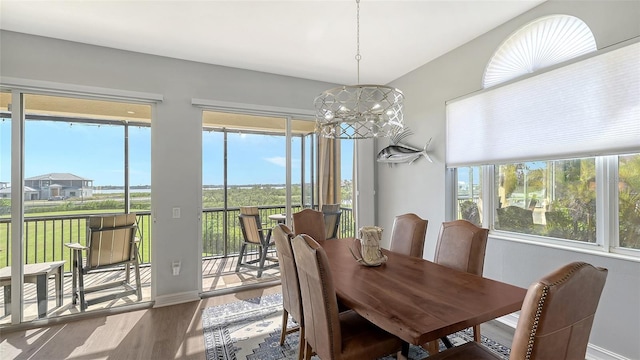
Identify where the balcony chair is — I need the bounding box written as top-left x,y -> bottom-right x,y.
292,208 -> 326,242
236,206 -> 278,277
65,213 -> 142,311
321,204 -> 342,239
272,224 -> 305,360
426,262 -> 608,360
389,213 -> 428,258
291,234 -> 403,360
496,205 -> 534,232
426,219 -> 489,354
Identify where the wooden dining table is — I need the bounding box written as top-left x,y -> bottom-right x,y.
318,238 -> 527,356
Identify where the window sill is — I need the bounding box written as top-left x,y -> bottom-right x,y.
489,231 -> 640,263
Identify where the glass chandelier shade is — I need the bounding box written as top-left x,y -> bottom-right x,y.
314,0 -> 405,140
314,84 -> 404,139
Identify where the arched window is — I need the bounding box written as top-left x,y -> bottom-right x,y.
483,15 -> 596,88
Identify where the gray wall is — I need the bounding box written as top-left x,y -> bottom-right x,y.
0,30 -> 337,302
377,1 -> 640,359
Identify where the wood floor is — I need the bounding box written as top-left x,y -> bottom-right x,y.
1,284 -> 283,360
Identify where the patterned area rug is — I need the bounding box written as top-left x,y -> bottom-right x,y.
202,293 -> 511,360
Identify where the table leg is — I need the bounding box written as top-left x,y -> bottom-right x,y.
36,274 -> 48,318
55,265 -> 63,308
400,341 -> 410,359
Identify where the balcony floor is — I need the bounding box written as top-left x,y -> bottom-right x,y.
0,252 -> 280,326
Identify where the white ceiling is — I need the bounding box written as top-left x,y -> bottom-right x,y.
0,0 -> 545,85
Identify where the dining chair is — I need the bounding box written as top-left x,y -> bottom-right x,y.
425,219 -> 489,353
321,204 -> 342,239
389,213 -> 428,258
291,234 -> 403,360
236,206 -> 278,277
292,208 -> 327,242
272,224 -> 306,360
65,213 -> 142,311
426,262 -> 608,360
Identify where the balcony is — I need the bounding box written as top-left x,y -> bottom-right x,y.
0,206 -> 355,324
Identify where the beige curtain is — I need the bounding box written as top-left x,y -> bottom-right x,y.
318,136 -> 341,208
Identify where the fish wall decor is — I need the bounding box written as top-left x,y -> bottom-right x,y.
376,128 -> 432,166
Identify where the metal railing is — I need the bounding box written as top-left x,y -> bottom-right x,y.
0,206 -> 355,270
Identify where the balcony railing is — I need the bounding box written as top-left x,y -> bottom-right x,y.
0,206 -> 355,270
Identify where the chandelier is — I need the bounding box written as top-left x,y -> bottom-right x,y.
314,0 -> 404,140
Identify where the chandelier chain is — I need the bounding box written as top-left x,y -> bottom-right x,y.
355,0 -> 361,85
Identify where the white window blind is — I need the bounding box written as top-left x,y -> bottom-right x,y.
446,41 -> 640,167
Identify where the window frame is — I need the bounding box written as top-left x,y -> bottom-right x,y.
453,154 -> 640,260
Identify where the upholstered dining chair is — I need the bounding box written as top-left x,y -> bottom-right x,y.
321,204 -> 342,239
425,219 -> 490,354
426,262 -> 608,360
272,224 -> 306,360
236,206 -> 278,277
292,208 -> 327,242
291,234 -> 403,360
389,213 -> 428,258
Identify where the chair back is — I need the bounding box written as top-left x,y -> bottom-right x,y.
86,213 -> 138,270
292,234 -> 342,360
239,206 -> 264,244
273,224 -> 303,324
322,204 -> 342,239
459,200 -> 481,226
292,208 -> 326,241
434,219 -> 489,276
389,213 -> 428,258
510,262 -> 608,360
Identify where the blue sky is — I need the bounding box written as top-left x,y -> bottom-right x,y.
1,119 -> 353,186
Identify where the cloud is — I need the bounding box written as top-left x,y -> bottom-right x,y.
265,157 -> 286,167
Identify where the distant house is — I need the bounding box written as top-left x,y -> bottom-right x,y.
0,185 -> 39,200
23,173 -> 93,200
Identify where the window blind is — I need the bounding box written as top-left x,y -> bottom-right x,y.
446,41 -> 640,167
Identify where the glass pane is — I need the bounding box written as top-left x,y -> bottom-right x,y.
340,139 -> 355,238
129,125 -> 151,212
0,93 -> 11,271
619,153 -> 640,250
456,166 -> 482,226
303,133 -> 315,208
495,159 -> 596,242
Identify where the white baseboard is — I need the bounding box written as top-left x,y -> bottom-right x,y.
494,313 -> 628,360
153,290 -> 200,308
586,344 -> 631,360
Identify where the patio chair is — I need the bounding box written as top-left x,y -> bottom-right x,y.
65,213 -> 142,311
496,205 -> 534,232
236,206 -> 278,277
321,204 -> 342,239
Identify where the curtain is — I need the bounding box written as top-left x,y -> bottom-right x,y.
318,136 -> 340,208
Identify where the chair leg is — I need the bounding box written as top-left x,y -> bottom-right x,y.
134,260 -> 142,301
279,309 -> 289,345
235,243 -> 247,273
257,244 -> 269,278
78,269 -> 87,312
425,340 -> 439,355
473,324 -> 481,342
304,341 -> 313,360
297,325 -> 305,360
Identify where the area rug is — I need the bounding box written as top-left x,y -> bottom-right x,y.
202,293 -> 511,360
